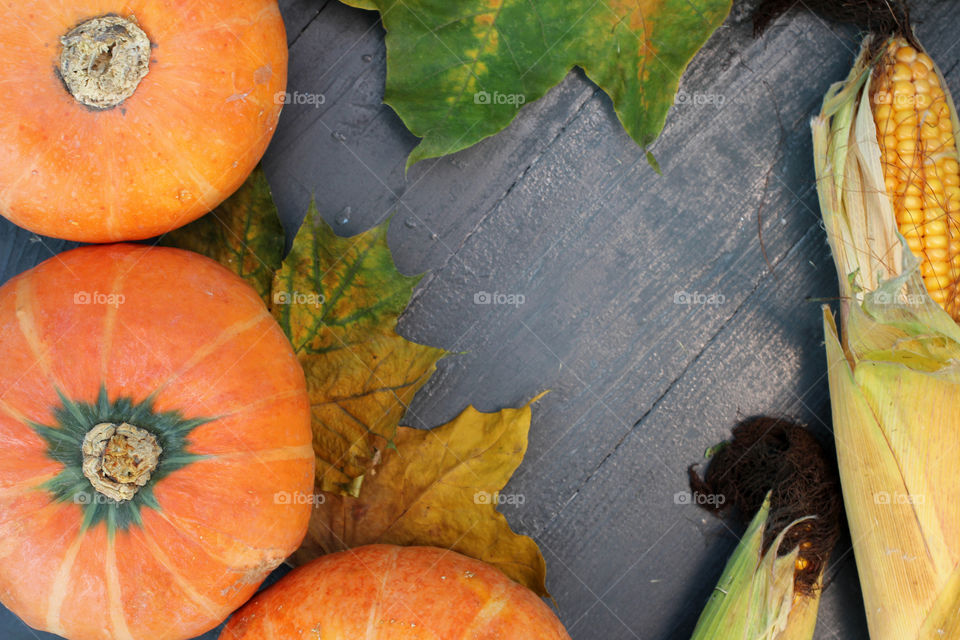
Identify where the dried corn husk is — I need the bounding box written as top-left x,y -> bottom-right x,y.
813,34 -> 960,639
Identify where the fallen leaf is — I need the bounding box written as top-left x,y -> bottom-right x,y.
295,395 -> 549,596
157,166 -> 548,596
273,204 -> 447,495
342,0 -> 731,167
160,165 -> 285,306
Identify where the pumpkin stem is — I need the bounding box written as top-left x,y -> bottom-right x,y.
81,423 -> 162,501
59,15 -> 151,110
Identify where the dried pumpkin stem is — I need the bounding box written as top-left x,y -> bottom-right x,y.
59,15 -> 151,109
81,422 -> 161,501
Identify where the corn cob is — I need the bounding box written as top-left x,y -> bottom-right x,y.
687,418 -> 840,640
813,33 -> 960,640
871,38 -> 960,317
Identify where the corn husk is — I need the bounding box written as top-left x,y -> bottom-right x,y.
813,34 -> 960,639
691,496 -> 822,640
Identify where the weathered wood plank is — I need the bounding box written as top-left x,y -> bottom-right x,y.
529,226 -> 858,638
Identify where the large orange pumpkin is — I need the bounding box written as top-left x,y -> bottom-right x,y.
221,545 -> 572,639
0,1 -> 287,242
0,245 -> 314,640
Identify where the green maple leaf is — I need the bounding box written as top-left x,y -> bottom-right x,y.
272,205 -> 447,495
343,0 -> 732,167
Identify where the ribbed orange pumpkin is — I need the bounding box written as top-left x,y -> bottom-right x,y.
221,545 -> 572,639
0,245 -> 314,640
0,1 -> 287,242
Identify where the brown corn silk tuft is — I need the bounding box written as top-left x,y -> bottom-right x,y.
688,417 -> 842,595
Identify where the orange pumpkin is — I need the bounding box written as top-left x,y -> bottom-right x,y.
221,545 -> 572,639
0,245 -> 314,640
0,1 -> 287,242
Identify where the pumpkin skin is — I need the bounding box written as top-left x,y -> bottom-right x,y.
0,245 -> 314,640
0,1 -> 287,242
220,545 -> 572,639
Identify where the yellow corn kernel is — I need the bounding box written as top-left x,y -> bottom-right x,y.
898,208 -> 925,227
872,38 -> 960,318
895,45 -> 918,63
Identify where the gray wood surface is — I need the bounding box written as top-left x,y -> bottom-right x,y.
4,0 -> 958,638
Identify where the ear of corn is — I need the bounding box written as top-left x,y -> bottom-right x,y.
872,41 -> 960,316
690,497 -> 822,640
813,34 -> 960,639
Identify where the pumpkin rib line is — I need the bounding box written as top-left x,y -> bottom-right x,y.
261,605 -> 279,639
0,146 -> 42,213
364,545 -> 400,640
0,470 -> 61,502
119,103 -> 225,219
155,510 -> 288,561
102,108 -> 118,237
44,533 -> 85,636
458,581 -> 510,638
0,498 -> 75,561
138,527 -> 222,619
0,397 -> 37,436
3,89 -> 93,225
213,387 -> 304,419
105,541 -> 135,640
201,443 -> 313,462
98,255 -> 130,379
175,320 -> 279,417
149,309 -> 274,397
171,322 -> 294,492
14,276 -> 70,393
